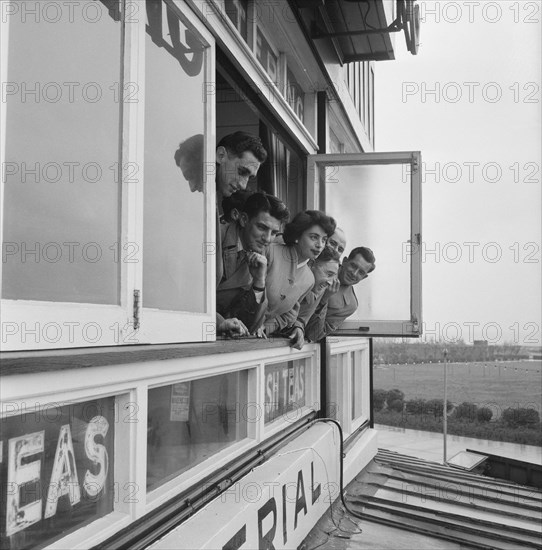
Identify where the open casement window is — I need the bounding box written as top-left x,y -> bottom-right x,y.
0,0 -> 215,351
307,151 -> 422,337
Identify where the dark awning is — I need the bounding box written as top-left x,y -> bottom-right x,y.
292,0 -> 420,63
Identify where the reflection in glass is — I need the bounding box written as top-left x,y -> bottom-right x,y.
325,164 -> 411,321
2,5 -> 121,303
143,1 -> 206,311
147,371 -> 249,491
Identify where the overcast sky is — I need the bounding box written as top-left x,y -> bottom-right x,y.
376,0 -> 541,346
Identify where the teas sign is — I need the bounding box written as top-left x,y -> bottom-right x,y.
0,398 -> 115,549
265,360 -> 306,424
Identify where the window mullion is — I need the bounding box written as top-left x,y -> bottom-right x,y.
121,0 -> 146,340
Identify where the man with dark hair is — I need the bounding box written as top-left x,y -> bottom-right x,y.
217,192 -> 290,334
305,246 -> 376,342
216,131 -> 267,200
214,132 -> 268,336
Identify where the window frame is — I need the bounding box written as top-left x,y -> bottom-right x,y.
326,337 -> 370,438
307,151 -> 422,337
0,0 -> 216,351
0,1 -> 132,351
0,342 -> 321,548
137,0 -> 217,345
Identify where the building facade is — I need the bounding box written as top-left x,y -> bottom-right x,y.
0,1 -> 422,548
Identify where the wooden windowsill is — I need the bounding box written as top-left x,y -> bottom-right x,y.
0,337 -> 291,376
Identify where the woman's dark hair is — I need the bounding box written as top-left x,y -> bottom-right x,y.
217,131 -> 267,163
283,210 -> 336,246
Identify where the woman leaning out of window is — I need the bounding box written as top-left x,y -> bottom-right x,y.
263,210 -> 336,349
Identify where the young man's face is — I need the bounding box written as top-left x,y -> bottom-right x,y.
216,148 -> 261,197
338,253 -> 373,286
240,211 -> 281,254
312,260 -> 339,292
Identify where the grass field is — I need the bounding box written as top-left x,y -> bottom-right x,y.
374,360 -> 542,419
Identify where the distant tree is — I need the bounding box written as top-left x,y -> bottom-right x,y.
373,389 -> 387,411
426,398 -> 452,418
386,389 -> 405,403
388,399 -> 404,413
501,407 -> 540,428
453,402 -> 478,422
385,389 -> 405,413
405,399 -> 426,415
476,407 -> 493,423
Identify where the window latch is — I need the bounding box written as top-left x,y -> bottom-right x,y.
133,289 -> 140,330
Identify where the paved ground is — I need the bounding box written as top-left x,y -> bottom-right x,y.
375,423 -> 542,465
301,426 -> 542,550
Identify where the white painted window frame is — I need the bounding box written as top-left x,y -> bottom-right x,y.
307,151 -> 423,337
1,343 -> 320,548
0,3 -> 134,352
0,0 -> 216,351
137,0 -> 217,345
327,337 -> 370,438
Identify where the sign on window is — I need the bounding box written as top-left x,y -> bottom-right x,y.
0,398 -> 115,548
264,360 -> 307,423
255,27 -> 278,85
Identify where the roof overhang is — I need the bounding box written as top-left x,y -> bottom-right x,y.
292,0 -> 420,63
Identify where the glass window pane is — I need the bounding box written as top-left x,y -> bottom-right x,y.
147,371 -> 249,491
351,350 -> 363,419
286,68 -> 304,123
2,1 -> 122,304
0,397 -> 116,548
325,163 -> 411,321
225,0 -> 248,42
264,359 -> 308,424
143,0 -> 206,312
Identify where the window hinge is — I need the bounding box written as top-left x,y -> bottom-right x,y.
133,289 -> 140,330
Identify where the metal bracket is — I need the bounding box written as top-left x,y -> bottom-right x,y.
133,289 -> 140,330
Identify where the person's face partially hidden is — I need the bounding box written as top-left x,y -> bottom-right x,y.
338,253 -> 373,286
327,229 -> 346,257
216,148 -> 261,197
312,260 -> 339,292
295,224 -> 328,262
240,211 -> 282,254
